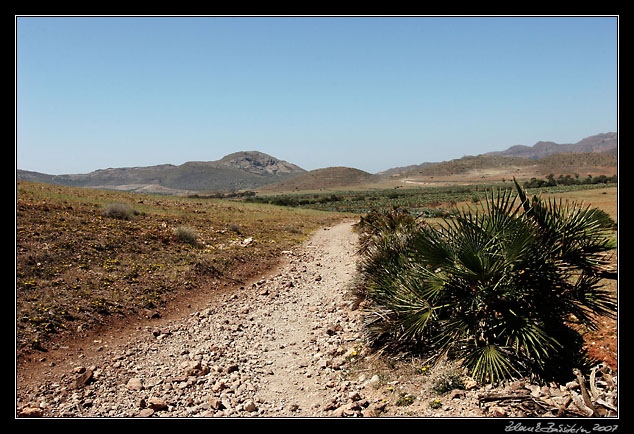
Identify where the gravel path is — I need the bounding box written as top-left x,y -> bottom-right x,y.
16,220 -> 618,419
17,220 -> 370,418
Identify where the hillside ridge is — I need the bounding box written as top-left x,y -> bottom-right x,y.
17,151 -> 305,194
380,132 -> 617,177
484,132 -> 617,159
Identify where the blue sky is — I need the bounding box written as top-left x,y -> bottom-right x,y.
16,16 -> 618,175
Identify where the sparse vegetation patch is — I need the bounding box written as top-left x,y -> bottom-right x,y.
247,181 -> 616,216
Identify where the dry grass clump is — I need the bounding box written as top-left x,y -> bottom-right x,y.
103,202 -> 138,220
173,225 -> 200,246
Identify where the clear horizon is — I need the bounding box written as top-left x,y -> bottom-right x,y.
16,16 -> 618,176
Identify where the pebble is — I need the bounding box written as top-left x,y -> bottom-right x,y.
126,378 -> 144,391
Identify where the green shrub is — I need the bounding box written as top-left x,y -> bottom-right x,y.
590,208 -> 617,229
355,206 -> 422,259
357,180 -> 616,384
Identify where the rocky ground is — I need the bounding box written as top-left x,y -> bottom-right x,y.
16,221 -> 617,419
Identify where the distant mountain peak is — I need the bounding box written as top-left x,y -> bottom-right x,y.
214,151 -> 305,175
484,132 -> 617,160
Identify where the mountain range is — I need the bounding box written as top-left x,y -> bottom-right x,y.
16,132 -> 617,194
484,132 -> 617,159
379,132 -> 617,177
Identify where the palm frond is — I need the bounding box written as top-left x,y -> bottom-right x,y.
499,312 -> 561,369
461,344 -> 521,384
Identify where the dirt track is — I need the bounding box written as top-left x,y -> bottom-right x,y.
15,220 -> 618,419
16,221 -> 371,417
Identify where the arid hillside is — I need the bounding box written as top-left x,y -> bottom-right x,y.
16,181 -> 343,357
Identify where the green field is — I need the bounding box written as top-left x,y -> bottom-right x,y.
245,179 -> 618,217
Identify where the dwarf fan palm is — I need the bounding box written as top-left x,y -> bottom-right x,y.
359,181 -> 616,384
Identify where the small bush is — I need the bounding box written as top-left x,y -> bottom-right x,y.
103,203 -> 137,220
432,372 -> 465,394
591,208 -> 617,229
173,226 -> 200,246
395,393 -> 415,406
284,225 -> 303,234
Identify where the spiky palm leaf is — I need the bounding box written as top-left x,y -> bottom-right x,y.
357,181 -> 617,384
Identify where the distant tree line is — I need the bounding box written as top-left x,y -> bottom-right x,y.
188,191 -> 256,199
245,193 -> 343,207
523,174 -> 617,189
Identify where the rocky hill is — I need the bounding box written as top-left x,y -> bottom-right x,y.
16,151 -> 305,194
209,151 -> 304,175
393,152 -> 617,183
